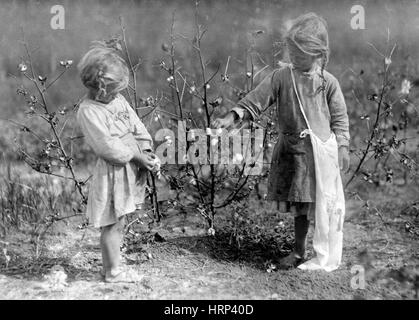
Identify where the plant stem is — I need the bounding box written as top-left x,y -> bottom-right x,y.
23,41 -> 86,203
346,59 -> 388,188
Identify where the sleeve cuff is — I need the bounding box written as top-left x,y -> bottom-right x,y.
232,105 -> 255,121
138,140 -> 153,152
335,134 -> 350,147
231,107 -> 245,120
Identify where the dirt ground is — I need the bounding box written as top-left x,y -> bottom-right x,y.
0,184 -> 418,300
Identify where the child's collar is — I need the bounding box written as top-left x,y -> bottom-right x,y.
290,63 -> 321,77
86,93 -> 120,106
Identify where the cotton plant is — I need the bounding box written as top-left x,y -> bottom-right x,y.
94,5 -> 278,234
147,5 -> 278,232
4,37 -> 90,251
344,40 -> 419,229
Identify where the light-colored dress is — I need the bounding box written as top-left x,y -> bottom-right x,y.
77,94 -> 153,228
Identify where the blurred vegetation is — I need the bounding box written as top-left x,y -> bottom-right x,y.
1,0 -> 419,163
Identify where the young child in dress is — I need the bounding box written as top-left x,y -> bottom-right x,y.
77,46 -> 158,282
213,13 -> 350,270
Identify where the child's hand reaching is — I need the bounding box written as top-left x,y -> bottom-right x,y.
212,112 -> 238,129
338,146 -> 350,173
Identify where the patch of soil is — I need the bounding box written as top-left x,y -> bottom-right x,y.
0,185 -> 418,299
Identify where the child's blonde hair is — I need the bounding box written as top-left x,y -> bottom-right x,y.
78,45 -> 129,100
285,12 -> 329,78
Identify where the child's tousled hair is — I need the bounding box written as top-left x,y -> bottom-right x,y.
78,45 -> 129,100
285,12 -> 329,92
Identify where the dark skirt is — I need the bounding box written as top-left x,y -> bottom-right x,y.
267,133 -> 316,203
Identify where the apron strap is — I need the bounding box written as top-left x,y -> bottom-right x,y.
289,66 -> 312,137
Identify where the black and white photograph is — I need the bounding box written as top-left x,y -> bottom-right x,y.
0,0 -> 418,304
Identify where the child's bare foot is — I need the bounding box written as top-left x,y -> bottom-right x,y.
277,252 -> 305,270
104,267 -> 143,283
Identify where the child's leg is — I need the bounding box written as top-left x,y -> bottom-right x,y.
278,203 -> 312,269
294,212 -> 310,257
100,217 -> 124,277
100,228 -> 110,275
100,216 -> 141,283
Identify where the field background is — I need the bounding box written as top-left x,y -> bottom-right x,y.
0,0 -> 418,300
1,0 -> 419,156
1,0 -> 419,149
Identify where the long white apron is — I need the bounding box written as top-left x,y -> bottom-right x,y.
290,67 -> 346,272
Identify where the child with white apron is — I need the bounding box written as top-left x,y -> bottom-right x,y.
290,67 -> 346,271
213,12 -> 350,271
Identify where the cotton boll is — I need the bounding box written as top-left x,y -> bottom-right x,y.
18,63 -> 27,72
400,79 -> 412,95
207,227 -> 215,236
233,153 -> 244,163
164,135 -> 173,146
153,157 -> 161,170
189,131 -> 196,141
